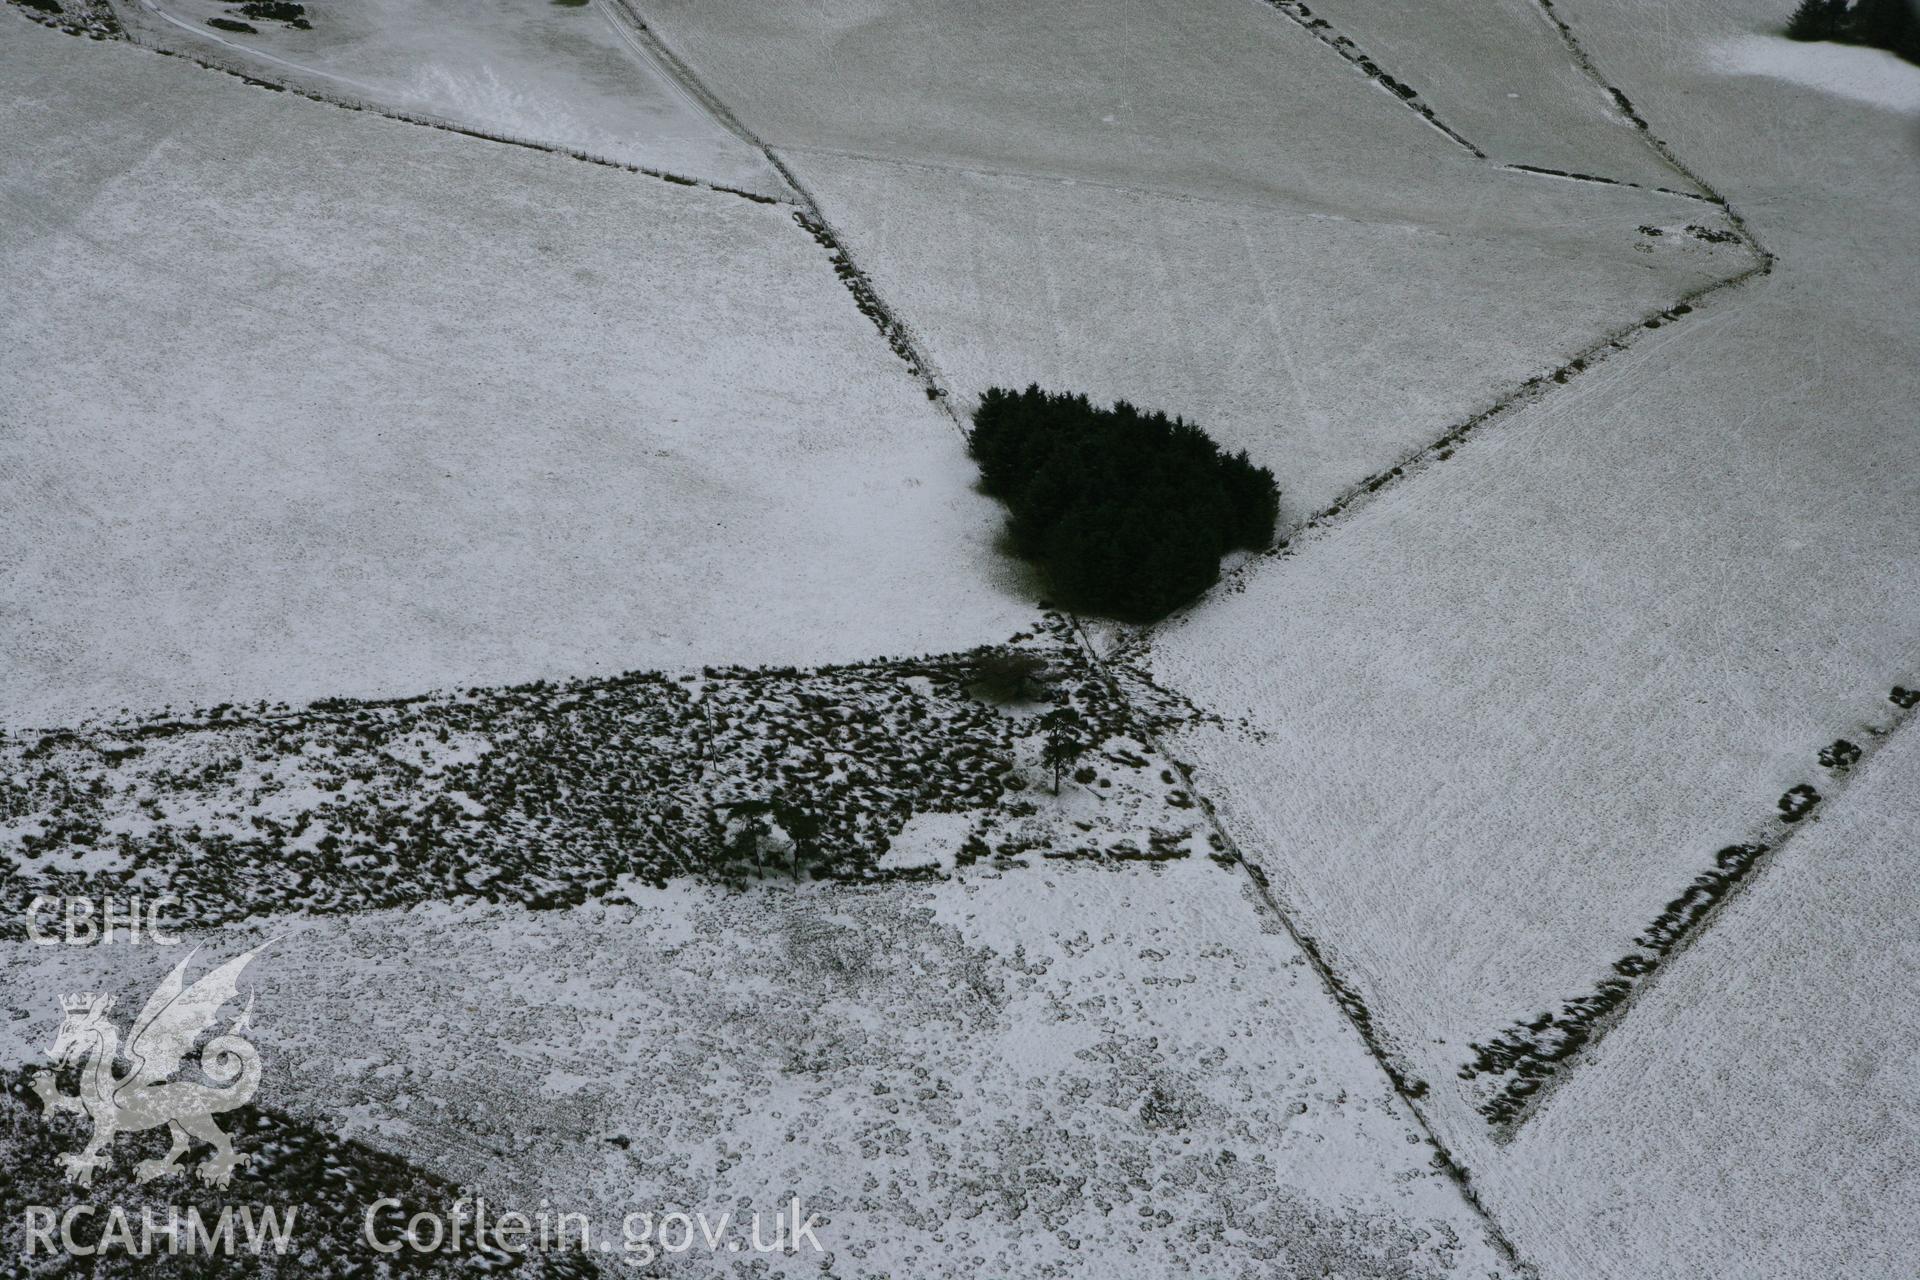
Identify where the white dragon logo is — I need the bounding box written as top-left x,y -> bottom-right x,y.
31,943 -> 272,1189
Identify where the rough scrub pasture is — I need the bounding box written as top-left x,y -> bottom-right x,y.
0,1064 -> 600,1277
0,629 -> 1220,932
1,862 -> 1522,1279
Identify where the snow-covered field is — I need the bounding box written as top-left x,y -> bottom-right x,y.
0,861 -> 1519,1278
108,0 -> 786,194
1707,29 -> 1920,110
638,0 -> 1750,523
1480,708 -> 1920,1279
639,0 -> 1469,207
1298,0 -> 1690,188
0,20 -> 1033,728
1141,274 -> 1918,1107
794,151 -> 1742,524
3,0 -> 1915,1274
1140,0 -> 1920,1273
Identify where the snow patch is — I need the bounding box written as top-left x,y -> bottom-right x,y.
1706,34 -> 1920,113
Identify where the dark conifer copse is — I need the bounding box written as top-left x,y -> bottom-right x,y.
1785,0 -> 1919,60
1851,0 -> 1920,57
1787,0 -> 1843,37
968,385 -> 1280,621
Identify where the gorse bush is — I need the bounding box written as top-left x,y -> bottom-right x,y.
1786,0 -> 1919,60
968,385 -> 1280,621
238,0 -> 312,25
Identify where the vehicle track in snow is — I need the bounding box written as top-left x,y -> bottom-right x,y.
126,0 -> 385,97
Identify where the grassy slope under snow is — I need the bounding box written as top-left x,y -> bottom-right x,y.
0,19 -> 1034,728
108,0 -> 786,194
635,0 -> 1747,525
1142,1 -> 1919,1274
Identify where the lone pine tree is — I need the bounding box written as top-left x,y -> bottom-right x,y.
1041,707 -> 1090,795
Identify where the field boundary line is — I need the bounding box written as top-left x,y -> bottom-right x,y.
1124,246 -> 1767,657
1111,0 -> 1779,658
1126,0 -> 1793,1156
1429,0 -> 1788,1137
1250,0 -> 1487,156
600,0 -> 968,429
76,0 -> 959,413
1528,0 -> 1765,241
1251,0 -> 1720,208
88,0 -> 795,206
1065,618 -> 1541,1276
1460,696 -> 1920,1135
